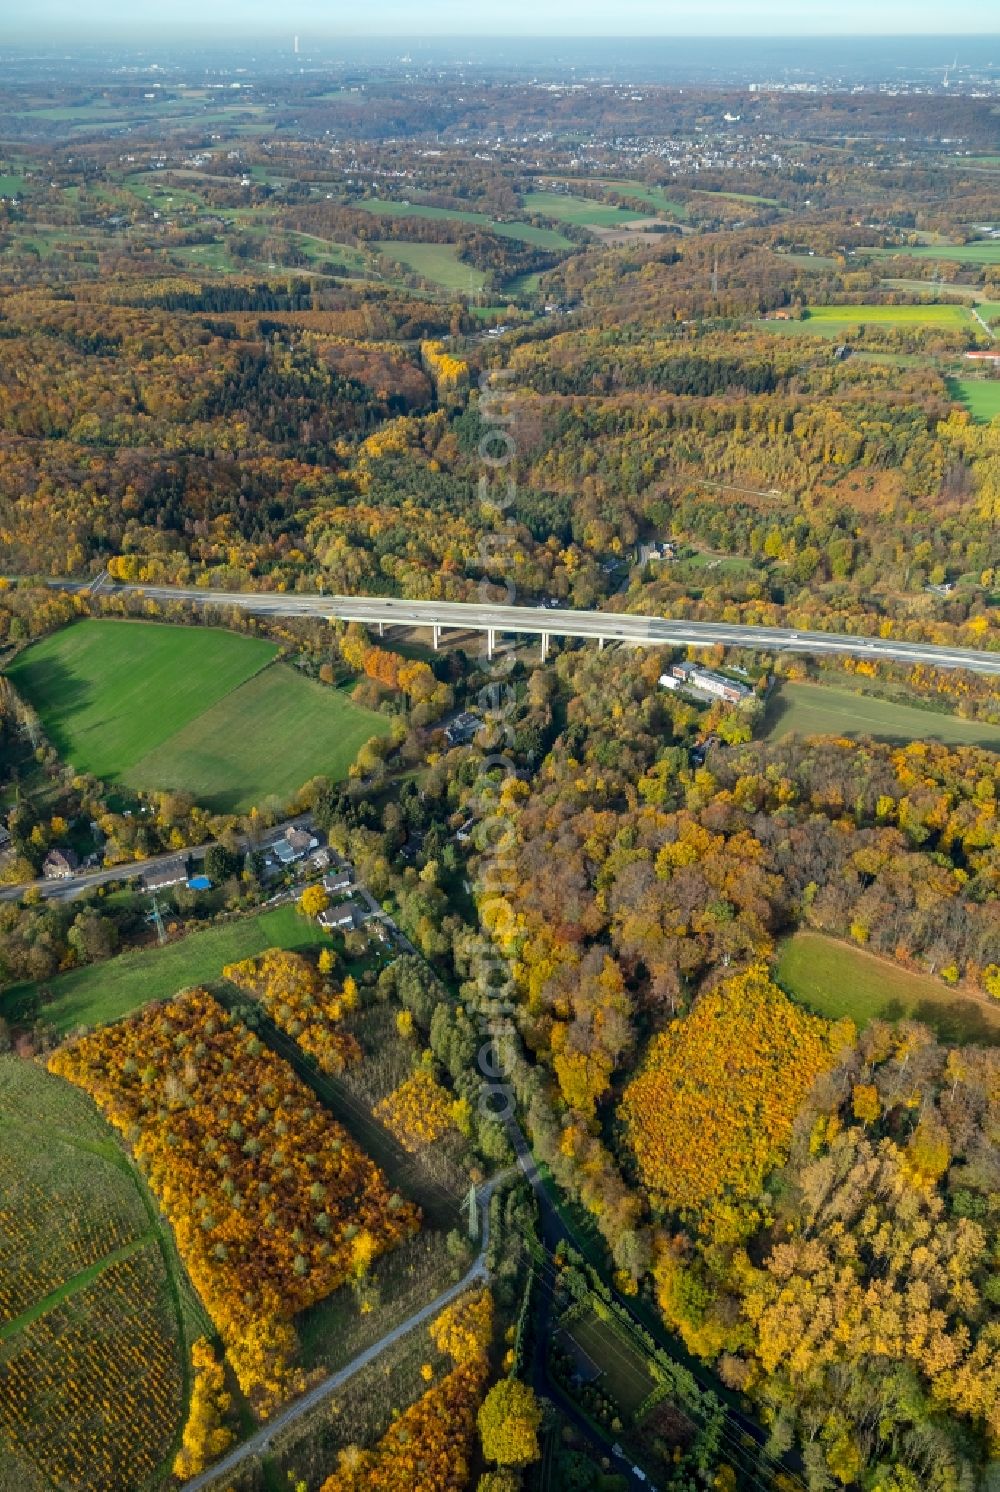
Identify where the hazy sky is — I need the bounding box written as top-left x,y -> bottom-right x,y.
3,0 -> 999,38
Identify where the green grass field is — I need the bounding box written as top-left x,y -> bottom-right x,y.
1,903 -> 324,1035
522,190 -> 646,228
780,251 -> 839,269
6,620 -> 388,812
563,1309 -> 656,1415
541,177 -> 689,219
125,663 -> 388,812
872,241 -> 1000,266
765,682 -> 1000,750
6,620 -> 276,778
372,240 -> 487,292
805,303 -> 973,329
948,377 -> 1000,423
776,930 -> 1000,1044
356,198 -> 570,248
759,302 -> 975,340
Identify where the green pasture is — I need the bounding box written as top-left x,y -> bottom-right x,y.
542,177 -> 689,218
806,303 -> 973,328
764,681 -> 1000,750
127,663 -> 388,813
776,931 -> 1000,1045
521,190 -> 647,228
1,904 -> 324,1035
563,1309 -> 656,1415
948,377 -> 1000,423
6,620 -> 388,812
871,241 -> 1000,266
6,621 -> 277,780
355,197 -> 571,248
372,240 -> 487,292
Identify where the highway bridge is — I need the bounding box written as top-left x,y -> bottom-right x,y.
53,578 -> 1000,675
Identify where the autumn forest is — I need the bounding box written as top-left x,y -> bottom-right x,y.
0,35 -> 999,1492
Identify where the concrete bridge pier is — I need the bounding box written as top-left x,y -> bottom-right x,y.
540,632 -> 550,661
377,621 -> 385,638
432,624 -> 441,650
486,628 -> 496,660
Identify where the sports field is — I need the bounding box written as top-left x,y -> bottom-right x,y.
776,930 -> 1000,1044
0,1058 -> 192,1490
6,620 -> 389,812
764,682 -> 1000,750
948,377 -> 1000,423
372,240 -> 487,292
563,1308 -> 656,1415
1,903 -> 324,1034
522,190 -> 647,228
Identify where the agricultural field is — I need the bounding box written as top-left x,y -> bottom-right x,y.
948,377 -> 1000,423
764,681 -> 1000,750
6,620 -> 276,779
0,1059 -> 191,1492
372,240 -> 487,293
697,188 -> 782,206
870,240 -> 1000,266
756,302 -> 976,339
545,176 -> 689,217
778,251 -> 839,269
804,303 -> 973,328
775,930 -> 1000,1044
1,903 -> 325,1035
521,189 -> 647,228
124,663 -> 389,812
355,197 -> 571,247
6,619 -> 389,812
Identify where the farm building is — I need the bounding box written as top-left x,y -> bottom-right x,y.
965,349 -> 1000,361
42,848 -> 79,879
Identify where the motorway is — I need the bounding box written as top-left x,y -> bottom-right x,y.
51,579 -> 1000,675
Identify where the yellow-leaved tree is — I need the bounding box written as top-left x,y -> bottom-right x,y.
477,1378 -> 542,1468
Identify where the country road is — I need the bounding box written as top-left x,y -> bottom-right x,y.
43,577 -> 1000,675
182,1171 -> 508,1492
0,815 -> 312,905
0,848 -> 209,905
